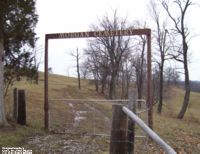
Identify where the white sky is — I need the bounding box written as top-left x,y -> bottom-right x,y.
35,0 -> 200,81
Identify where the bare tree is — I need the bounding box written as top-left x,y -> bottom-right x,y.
32,44 -> 44,84
84,47 -> 101,92
70,48 -> 81,90
80,61 -> 90,79
132,36 -> 147,108
99,65 -> 110,94
87,11 -> 132,99
150,0 -> 172,114
120,59 -> 134,99
128,21 -> 148,107
162,0 -> 193,119
152,66 -> 160,105
120,63 -> 126,99
164,66 -> 180,86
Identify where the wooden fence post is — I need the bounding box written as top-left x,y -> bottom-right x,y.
13,88 -> 18,121
127,89 -> 137,154
110,104 -> 128,154
17,90 -> 26,125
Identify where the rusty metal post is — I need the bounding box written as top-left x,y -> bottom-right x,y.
44,35 -> 49,130
147,30 -> 153,129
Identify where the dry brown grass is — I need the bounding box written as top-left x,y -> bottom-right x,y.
152,86 -> 200,153
1,73 -> 200,153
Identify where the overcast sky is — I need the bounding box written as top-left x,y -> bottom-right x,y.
35,0 -> 200,81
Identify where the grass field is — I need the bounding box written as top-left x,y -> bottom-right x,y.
1,72 -> 200,153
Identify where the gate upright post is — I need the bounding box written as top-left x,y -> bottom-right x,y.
127,89 -> 137,154
147,31 -> 153,129
44,35 -> 49,130
110,105 -> 128,154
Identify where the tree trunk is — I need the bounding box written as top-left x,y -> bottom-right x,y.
137,39 -> 145,108
0,36 -> 7,126
178,83 -> 190,119
137,68 -> 143,109
137,80 -> 143,99
178,42 -> 190,119
35,71 -> 39,84
157,63 -> 164,114
101,72 -> 107,94
178,85 -> 190,117
125,75 -> 130,99
101,79 -> 105,94
95,79 -> 99,92
121,69 -> 126,99
109,71 -> 117,99
93,70 -> 99,92
77,64 -> 81,90
161,0 -> 192,120
77,48 -> 81,90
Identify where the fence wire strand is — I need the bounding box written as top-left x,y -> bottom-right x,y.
49,98 -> 149,153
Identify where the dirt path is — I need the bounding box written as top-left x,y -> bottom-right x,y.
25,133 -> 109,154
23,101 -> 166,153
24,102 -> 111,153
84,103 -> 111,134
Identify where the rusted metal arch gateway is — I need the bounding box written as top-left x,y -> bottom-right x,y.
44,29 -> 152,130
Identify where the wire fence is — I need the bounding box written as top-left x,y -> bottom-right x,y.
49,98 -> 150,153
49,99 -> 128,135
134,99 -> 149,153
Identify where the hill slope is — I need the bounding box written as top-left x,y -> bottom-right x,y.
1,73 -> 200,153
